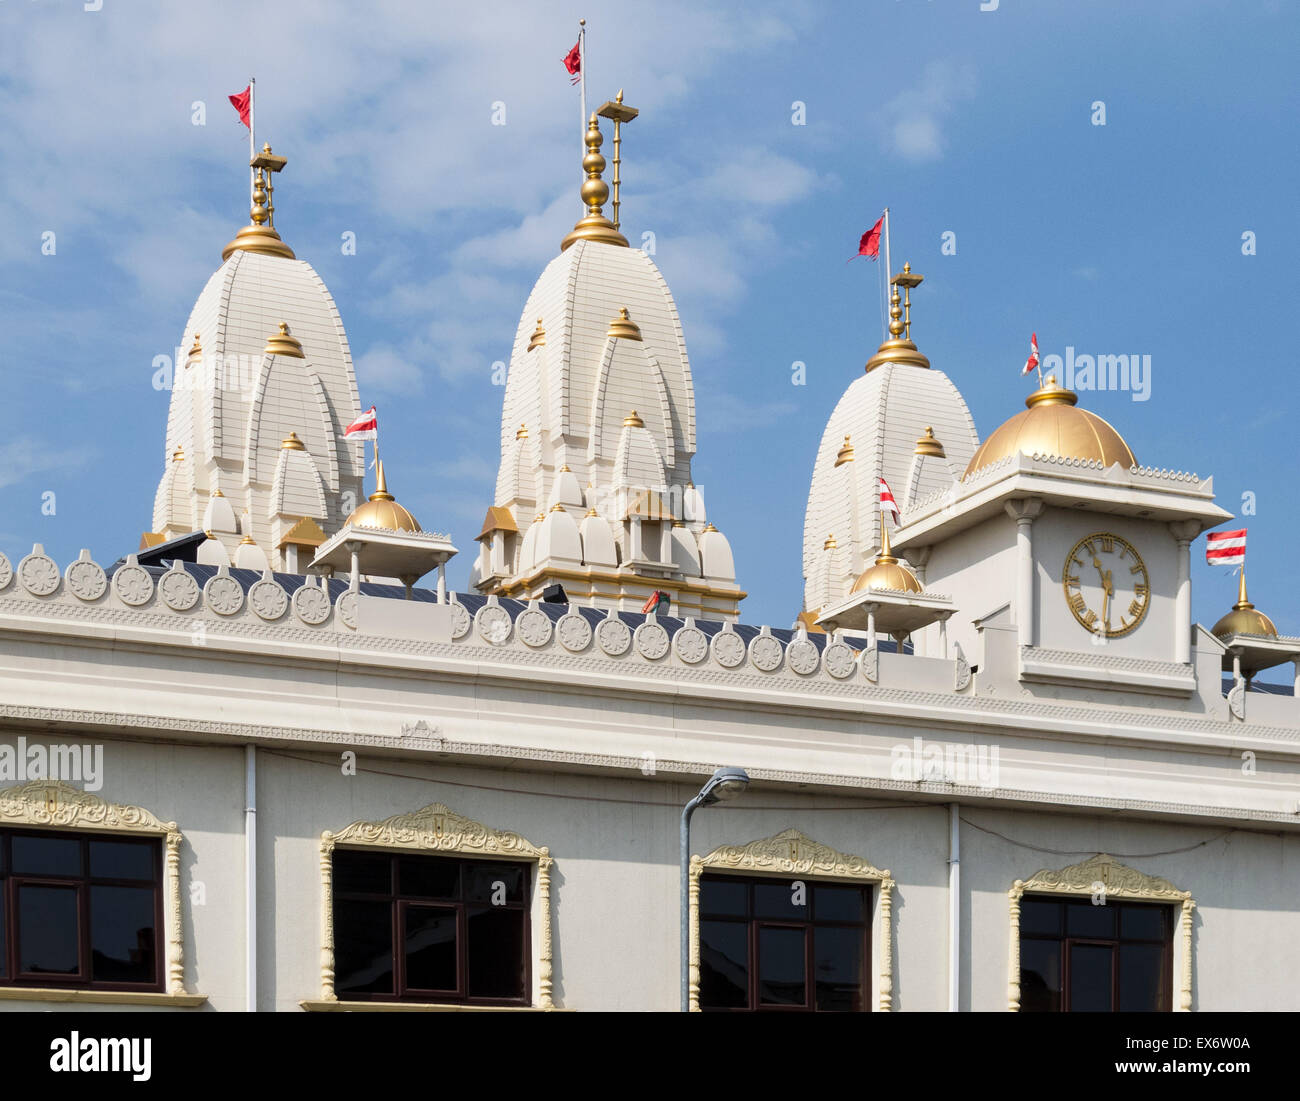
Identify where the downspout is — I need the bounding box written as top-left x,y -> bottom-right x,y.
948,802 -> 960,1012
245,744 -> 257,1012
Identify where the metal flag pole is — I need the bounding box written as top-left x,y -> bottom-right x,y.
579,19 -> 587,155
881,207 -> 891,340
883,206 -> 892,287
249,78 -> 256,208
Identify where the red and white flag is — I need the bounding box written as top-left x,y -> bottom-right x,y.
852,214 -> 884,261
562,39 -> 582,85
1021,332 -> 1040,376
879,477 -> 900,523
228,85 -> 252,129
641,590 -> 670,615
344,406 -> 378,441
1206,528 -> 1246,566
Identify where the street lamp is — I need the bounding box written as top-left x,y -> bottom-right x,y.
680,766 -> 750,1011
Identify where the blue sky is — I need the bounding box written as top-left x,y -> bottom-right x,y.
1,0 -> 1295,647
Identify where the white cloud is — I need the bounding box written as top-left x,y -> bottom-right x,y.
355,344 -> 425,394
880,61 -> 977,163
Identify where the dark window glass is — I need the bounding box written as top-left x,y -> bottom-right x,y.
403,905 -> 457,992
13,835 -> 81,877
90,885 -> 156,984
1019,898 -> 1062,937
334,899 -> 394,995
699,921 -> 748,1008
334,851 -> 392,896
464,862 -> 525,904
89,840 -> 155,882
814,926 -> 863,1011
1121,905 -> 1166,941
18,885 -> 80,975
398,857 -> 458,900
1020,939 -> 1061,1012
0,892 -> 5,978
1066,900 -> 1116,938
1069,944 -> 1114,1011
814,884 -> 865,923
1119,943 -> 1166,1011
754,881 -> 806,920
700,878 -> 747,917
467,908 -> 525,998
758,926 -> 806,1006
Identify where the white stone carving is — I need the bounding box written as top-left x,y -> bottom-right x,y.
160,566 -> 201,611
749,633 -> 784,673
596,614 -> 632,657
204,573 -> 245,616
557,612 -> 593,652
0,552 -> 11,591
860,646 -> 879,682
954,641 -> 972,691
634,621 -> 670,660
786,637 -> 820,676
673,624 -> 708,665
477,603 -> 513,645
112,560 -> 154,606
336,590 -> 359,631
823,640 -> 856,680
448,600 -> 471,640
250,577 -> 289,621
517,607 -> 553,648
711,628 -> 746,669
64,552 -> 107,602
292,582 -> 331,626
18,548 -> 60,596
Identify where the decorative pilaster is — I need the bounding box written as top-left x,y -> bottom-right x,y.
1179,898 -> 1196,1011
687,855 -> 703,1012
319,836 -> 337,1001
877,876 -> 896,1011
1005,498 -> 1045,649
537,851 -> 554,1009
1007,883 -> 1024,1011
165,829 -> 184,995
1169,520 -> 1199,664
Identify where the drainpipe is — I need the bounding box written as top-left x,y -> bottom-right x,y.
948,802 -> 960,1012
245,744 -> 257,1012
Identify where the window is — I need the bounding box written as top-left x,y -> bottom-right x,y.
0,828 -> 163,992
698,874 -> 871,1012
1019,896 -> 1171,1012
331,849 -> 530,1005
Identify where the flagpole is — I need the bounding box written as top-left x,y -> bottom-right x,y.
579,19 -> 587,149
883,207 -> 892,288
249,77 -> 256,208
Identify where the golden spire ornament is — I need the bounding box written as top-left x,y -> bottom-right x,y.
560,114 -> 629,251
222,143 -> 295,261
864,261 -> 930,372
596,90 -> 638,231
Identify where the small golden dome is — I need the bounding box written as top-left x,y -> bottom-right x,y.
516,423 -> 529,440
608,307 -> 642,341
560,464 -> 571,472
964,376 -> 1135,478
849,523 -> 923,594
527,319 -> 546,351
344,460 -> 421,532
1212,571 -> 1278,640
623,410 -> 645,428
534,512 -> 546,523
172,445 -> 185,461
550,503 -> 566,513
281,431 -> 305,451
915,426 -> 946,458
587,508 -> 600,518
240,534 -> 256,546
188,333 -> 202,358
265,322 -> 304,359
824,533 -> 838,550
212,488 -> 225,498
834,435 -> 855,468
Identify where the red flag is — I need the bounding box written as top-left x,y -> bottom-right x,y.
879,477 -> 900,522
851,215 -> 884,262
228,85 -> 252,129
562,40 -> 581,85
641,590 -> 670,615
344,405 -> 378,441
1205,528 -> 1246,566
1021,332 -> 1040,376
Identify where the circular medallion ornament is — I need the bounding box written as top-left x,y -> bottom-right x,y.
595,617 -> 632,657
634,621 -> 670,660
18,551 -> 60,597
476,604 -> 512,645
0,552 -> 11,591
160,569 -> 200,611
711,631 -> 745,669
749,635 -> 784,672
204,574 -> 245,616
786,638 -> 820,676
448,602 -> 471,640
65,559 -> 107,602
823,641 -> 857,680
517,608 -> 553,648
292,584 -> 331,626
672,625 -> 708,665
249,578 -> 289,621
336,591 -> 359,630
112,563 -> 154,606
556,612 -> 593,652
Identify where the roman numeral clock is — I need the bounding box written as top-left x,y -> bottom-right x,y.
1062,532 -> 1150,638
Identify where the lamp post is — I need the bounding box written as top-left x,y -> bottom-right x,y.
680,766 -> 750,1012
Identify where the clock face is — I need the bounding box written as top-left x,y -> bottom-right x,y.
1062,532 -> 1150,638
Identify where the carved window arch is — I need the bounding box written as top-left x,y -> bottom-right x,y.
0,779 -> 197,1003
1008,853 -> 1195,1012
689,827 -> 896,1012
311,802 -> 555,1010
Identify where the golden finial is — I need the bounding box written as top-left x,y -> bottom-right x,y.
597,89 -> 639,233
560,464 -> 571,472
189,332 -> 202,358
586,507 -> 599,517
834,434 -> 855,467
527,318 -> 546,351
265,321 -> 305,359
865,261 -> 930,372
672,519 -> 685,528
878,511 -> 896,562
914,425 -> 946,458
623,409 -> 645,428
222,144 -> 295,261
608,307 -> 642,341
560,114 -> 629,251
824,533 -> 838,550
1235,568 -> 1252,611
240,533 -> 256,546
370,459 -> 395,502
516,423 -> 529,440
281,431 -> 306,451
534,512 -> 546,523
172,444 -> 185,461
212,488 -> 225,498
550,502 -> 566,513
703,522 -> 719,533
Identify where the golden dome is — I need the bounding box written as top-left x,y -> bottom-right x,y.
915,426 -> 945,458
849,523 -> 923,594
1212,571 -> 1278,640
964,376 -> 1135,478
265,322 -> 304,359
834,435 -> 855,468
823,533 -> 838,550
516,423 -> 529,439
608,307 -> 642,341
623,409 -> 645,428
527,318 -> 546,351
345,460 -> 421,532
281,431 -> 305,451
